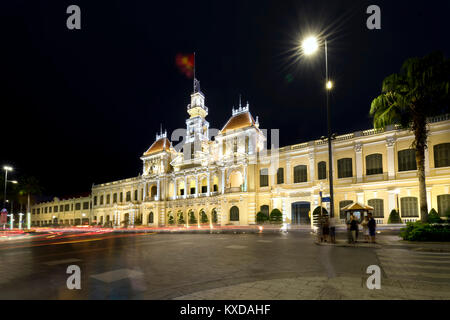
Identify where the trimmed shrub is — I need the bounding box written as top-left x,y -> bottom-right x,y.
212,211 -> 218,223
178,213 -> 185,224
400,221 -> 450,241
270,208 -> 283,223
256,211 -> 269,223
168,215 -> 174,225
388,209 -> 402,224
428,208 -> 442,224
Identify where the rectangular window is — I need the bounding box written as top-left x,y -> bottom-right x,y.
437,194 -> 450,216
75,203 -> 81,211
49,207 -> 52,213
93,196 -> 97,206
318,161 -> 327,180
44,207 -> 48,213
434,143 -> 450,168
337,158 -> 353,178
141,189 -> 143,201
100,195 -> 104,205
398,149 -> 417,171
366,154 -> 383,175
64,204 -> 70,212
32,209 -> 35,214
277,168 -> 284,184
368,199 -> 384,218
54,206 -> 58,213
126,191 -> 131,202
37,208 -> 40,214
120,192 -> 123,202
60,205 -> 64,212
260,168 -> 269,187
113,193 -> 117,203
201,186 -> 207,193
106,194 -> 110,204
83,202 -> 89,210
400,197 -> 419,217
134,190 -> 138,201
293,165 -> 307,183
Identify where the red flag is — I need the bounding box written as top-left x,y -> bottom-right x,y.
175,53 -> 195,78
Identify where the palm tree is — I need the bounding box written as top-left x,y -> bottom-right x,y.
17,176 -> 43,218
370,51 -> 450,222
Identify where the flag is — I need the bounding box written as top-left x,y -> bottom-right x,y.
175,53 -> 195,78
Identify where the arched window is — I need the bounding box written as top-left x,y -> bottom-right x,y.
400,197 -> 418,217
113,193 -> 117,203
106,194 -> 110,204
434,143 -> 450,168
368,199 -> 384,218
398,149 -> 416,171
230,206 -> 239,221
339,200 -> 353,220
150,186 -> 157,197
260,205 -> 269,218
366,154 -> 383,175
149,212 -> 154,224
126,191 -> 131,202
318,161 -> 326,180
337,158 -> 353,178
437,194 -> 450,216
277,168 -> 284,184
293,165 -> 307,183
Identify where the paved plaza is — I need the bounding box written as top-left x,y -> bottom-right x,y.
0,229 -> 449,300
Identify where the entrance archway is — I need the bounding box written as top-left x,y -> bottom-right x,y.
291,201 -> 311,225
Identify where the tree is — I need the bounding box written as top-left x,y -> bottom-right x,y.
370,51 -> 450,222
428,208 -> 441,224
200,211 -> 208,223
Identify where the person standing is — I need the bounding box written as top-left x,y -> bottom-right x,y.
329,215 -> 337,244
361,216 -> 369,243
368,212 -> 377,243
350,215 -> 358,244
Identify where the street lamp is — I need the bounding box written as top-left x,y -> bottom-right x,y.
3,166 -> 14,209
301,36 -> 336,218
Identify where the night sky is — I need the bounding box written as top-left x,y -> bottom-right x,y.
1,0 -> 449,198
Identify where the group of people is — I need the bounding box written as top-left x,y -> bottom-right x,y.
316,212 -> 377,244
348,212 -> 377,244
316,214 -> 337,244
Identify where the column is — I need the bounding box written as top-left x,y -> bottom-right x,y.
309,151 -> 315,181
286,161 -> 291,184
386,137 -> 396,180
195,175 -> 199,197
143,182 -> 147,202
355,143 -> 363,183
156,180 -> 160,201
388,191 -> 396,214
221,168 -> 225,194
173,179 -> 177,200
243,165 -> 247,192
425,147 -> 430,176
184,176 -> 187,199
207,172 -> 210,196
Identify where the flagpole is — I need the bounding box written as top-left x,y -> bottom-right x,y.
194,52 -> 196,91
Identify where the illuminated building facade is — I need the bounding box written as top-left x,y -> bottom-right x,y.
31,81 -> 450,227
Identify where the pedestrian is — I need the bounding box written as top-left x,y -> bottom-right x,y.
329,215 -> 337,244
322,215 -> 330,242
346,214 -> 353,244
317,214 -> 324,242
361,215 -> 369,243
350,215 -> 359,244
367,212 -> 377,243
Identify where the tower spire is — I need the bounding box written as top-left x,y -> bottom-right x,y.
193,52 -> 196,92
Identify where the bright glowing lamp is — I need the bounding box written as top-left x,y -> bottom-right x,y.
326,81 -> 333,90
302,36 -> 319,55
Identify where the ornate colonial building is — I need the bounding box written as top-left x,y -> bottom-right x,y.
31,81 -> 450,227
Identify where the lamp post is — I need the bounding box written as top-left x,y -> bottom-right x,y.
301,36 -> 335,218
3,166 -> 13,209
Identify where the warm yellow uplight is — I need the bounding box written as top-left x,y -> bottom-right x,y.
302,36 -> 319,55
326,80 -> 333,90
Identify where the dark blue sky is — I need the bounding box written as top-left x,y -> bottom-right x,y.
1,0 -> 449,197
